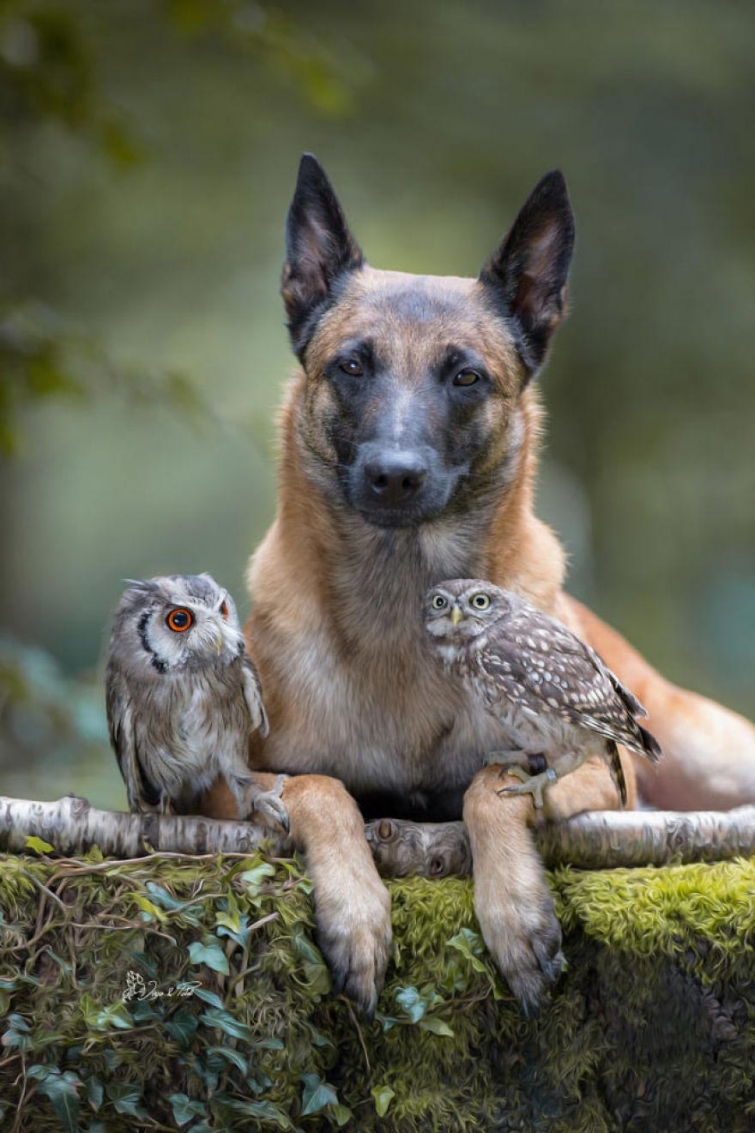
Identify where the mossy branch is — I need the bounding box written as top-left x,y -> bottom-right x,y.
1,795 -> 754,874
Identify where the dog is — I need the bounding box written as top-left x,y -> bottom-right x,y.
201,154 -> 755,1015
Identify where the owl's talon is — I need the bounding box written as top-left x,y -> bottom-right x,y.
249,774 -> 290,833
497,766 -> 558,810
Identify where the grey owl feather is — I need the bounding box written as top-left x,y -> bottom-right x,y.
105,573 -> 287,829
424,579 -> 661,809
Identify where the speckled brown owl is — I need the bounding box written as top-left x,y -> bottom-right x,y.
105,573 -> 287,830
424,579 -> 661,808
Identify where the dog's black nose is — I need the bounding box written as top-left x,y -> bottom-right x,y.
363,452 -> 427,507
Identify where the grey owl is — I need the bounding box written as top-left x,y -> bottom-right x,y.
424,579 -> 661,809
105,573 -> 287,830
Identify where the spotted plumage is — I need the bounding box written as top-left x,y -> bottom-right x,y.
105,573 -> 287,830
424,579 -> 661,808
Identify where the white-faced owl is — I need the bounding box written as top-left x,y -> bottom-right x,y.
105,573 -> 287,830
424,579 -> 661,808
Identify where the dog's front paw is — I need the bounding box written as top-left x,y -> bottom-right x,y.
314,865 -> 392,1018
472,841 -> 563,1017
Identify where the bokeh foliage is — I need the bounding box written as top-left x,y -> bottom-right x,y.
0,0 -> 754,805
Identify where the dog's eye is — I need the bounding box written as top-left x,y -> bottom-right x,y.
471,594 -> 490,610
340,359 -> 363,376
453,369 -> 480,387
431,595 -> 448,610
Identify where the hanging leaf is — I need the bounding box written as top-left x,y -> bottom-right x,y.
187,939 -> 229,974
169,1093 -> 207,1127
371,1085 -> 396,1117
419,1016 -> 455,1037
199,1007 -> 253,1043
300,1072 -> 339,1116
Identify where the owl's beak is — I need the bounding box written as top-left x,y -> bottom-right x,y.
215,633 -> 224,655
450,605 -> 463,626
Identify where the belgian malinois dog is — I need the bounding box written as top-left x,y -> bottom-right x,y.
202,155 -> 755,1015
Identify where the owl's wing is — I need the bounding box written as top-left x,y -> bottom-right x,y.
481,609 -> 660,762
106,673 -> 151,811
241,654 -> 269,738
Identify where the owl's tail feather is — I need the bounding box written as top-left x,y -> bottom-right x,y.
605,740 -> 627,808
637,723 -> 662,764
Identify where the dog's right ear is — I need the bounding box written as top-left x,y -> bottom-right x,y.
281,154 -> 364,357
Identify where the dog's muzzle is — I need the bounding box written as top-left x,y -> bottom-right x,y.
349,444 -> 454,527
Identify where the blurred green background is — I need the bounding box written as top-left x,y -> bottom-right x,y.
1,0 -> 753,811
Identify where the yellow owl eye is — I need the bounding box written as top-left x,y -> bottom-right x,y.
220,601 -> 229,621
431,594 -> 448,610
471,593 -> 490,610
167,608 -> 194,632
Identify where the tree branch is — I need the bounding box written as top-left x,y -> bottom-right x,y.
2,796 -> 754,874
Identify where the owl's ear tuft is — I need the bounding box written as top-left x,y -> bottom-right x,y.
479,170 -> 574,383
281,154 -> 365,358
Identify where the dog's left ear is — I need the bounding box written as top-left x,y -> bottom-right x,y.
480,171 -> 575,380
282,153 -> 364,357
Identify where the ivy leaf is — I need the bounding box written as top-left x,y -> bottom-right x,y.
191,986 -> 224,1009
169,1093 -> 207,1126
85,1076 -> 104,1109
206,1045 -> 247,1074
447,927 -> 491,974
300,1072 -> 339,1116
374,1011 -> 399,1033
216,912 -> 252,947
1,1025 -> 32,1052
419,1016 -> 455,1037
292,932 -> 331,996
199,1007 -> 253,1043
371,1085 -> 396,1117
394,985 -> 426,1023
25,835 -> 55,854
215,910 -> 241,934
144,882 -> 187,911
107,1082 -> 148,1118
6,1013 -> 30,1031
187,939 -> 229,974
239,861 -> 276,893
79,993 -> 133,1032
132,894 -> 166,922
35,1069 -> 82,1133
164,1008 -> 199,1047
27,1064 -> 53,1080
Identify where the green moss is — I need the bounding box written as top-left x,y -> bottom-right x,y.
1,853 -> 753,1131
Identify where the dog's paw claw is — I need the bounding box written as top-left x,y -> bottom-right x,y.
476,882 -> 564,1016
315,876 -> 392,1018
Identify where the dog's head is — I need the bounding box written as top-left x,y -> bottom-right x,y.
281,154 -> 574,529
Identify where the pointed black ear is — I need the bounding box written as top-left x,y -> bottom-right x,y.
480,171 -> 575,379
281,154 -> 365,356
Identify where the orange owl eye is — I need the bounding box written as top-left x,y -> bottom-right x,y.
167,608 -> 194,632
220,601 -> 229,621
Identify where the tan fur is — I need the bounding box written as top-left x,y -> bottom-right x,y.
201,248 -> 755,1013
